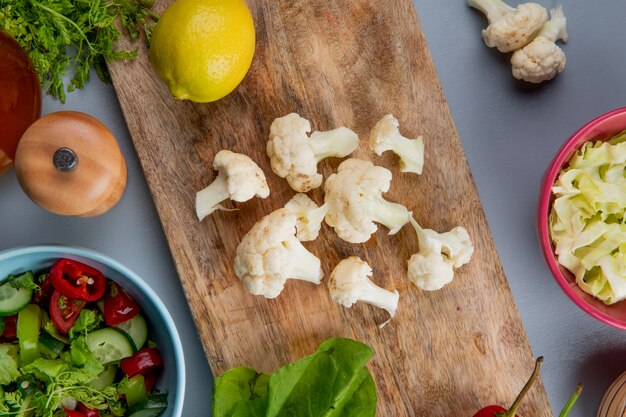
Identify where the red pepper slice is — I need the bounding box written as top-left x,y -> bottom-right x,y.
50,290 -> 86,334
103,281 -> 140,326
1,314 -> 17,340
143,371 -> 157,392
120,348 -> 163,377
65,410 -> 87,417
77,403 -> 100,417
50,259 -> 106,302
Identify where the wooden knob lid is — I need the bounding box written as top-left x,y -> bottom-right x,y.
597,371 -> 626,417
15,111 -> 127,217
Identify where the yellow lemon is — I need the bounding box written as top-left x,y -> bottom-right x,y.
149,0 -> 255,103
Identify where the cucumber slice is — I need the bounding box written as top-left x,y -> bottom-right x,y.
39,331 -> 66,358
127,408 -> 166,417
114,314 -> 148,351
128,393 -> 168,417
85,328 -> 134,364
89,364 -> 118,390
0,272 -> 35,316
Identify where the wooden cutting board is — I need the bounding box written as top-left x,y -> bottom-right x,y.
108,1 -> 553,415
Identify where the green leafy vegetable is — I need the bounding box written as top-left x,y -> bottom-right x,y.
69,309 -> 103,340
213,367 -> 270,417
213,338 -> 377,417
0,344 -> 21,385
9,271 -> 39,291
550,131 -> 626,304
0,0 -> 159,102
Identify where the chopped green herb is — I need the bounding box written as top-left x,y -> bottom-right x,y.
0,0 -> 158,102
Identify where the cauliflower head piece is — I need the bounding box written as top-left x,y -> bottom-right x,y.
468,0 -> 548,52
267,113 -> 359,193
369,114 -> 424,175
284,193 -> 329,241
511,6 -> 568,84
328,256 -> 399,325
324,158 -> 410,243
234,208 -> 323,299
196,150 -> 269,221
407,215 -> 474,291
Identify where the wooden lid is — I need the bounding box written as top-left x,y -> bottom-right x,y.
15,111 -> 127,217
597,371 -> 626,417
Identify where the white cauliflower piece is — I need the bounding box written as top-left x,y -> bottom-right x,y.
369,114 -> 424,175
284,193 -> 329,241
407,215 -> 474,291
324,158 -> 410,243
511,6 -> 568,84
328,256 -> 399,327
468,0 -> 548,52
196,150 -> 269,221
234,208 -> 323,299
267,113 -> 359,192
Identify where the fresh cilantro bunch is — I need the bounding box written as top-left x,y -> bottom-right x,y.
0,0 -> 158,102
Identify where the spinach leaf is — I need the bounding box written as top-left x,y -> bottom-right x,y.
213,338 -> 377,417
213,366 -> 269,417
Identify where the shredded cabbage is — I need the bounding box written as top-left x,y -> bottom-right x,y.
550,131 -> 626,304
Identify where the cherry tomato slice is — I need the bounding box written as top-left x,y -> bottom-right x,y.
1,314 -> 17,340
77,403 -> 100,417
103,281 -> 140,326
120,348 -> 163,377
50,290 -> 86,334
50,259 -> 106,302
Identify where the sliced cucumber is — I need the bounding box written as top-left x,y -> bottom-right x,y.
89,364 -> 118,390
39,331 -> 66,358
85,328 -> 134,364
114,314 -> 148,351
0,272 -> 35,316
127,393 -> 168,417
127,408 -> 166,417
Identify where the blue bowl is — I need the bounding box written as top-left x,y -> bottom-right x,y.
0,245 -> 185,417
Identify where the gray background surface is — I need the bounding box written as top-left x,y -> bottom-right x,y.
1,0 -> 624,415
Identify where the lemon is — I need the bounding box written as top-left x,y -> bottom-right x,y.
149,0 -> 255,103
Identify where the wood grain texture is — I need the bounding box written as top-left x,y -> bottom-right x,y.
108,1 -> 553,415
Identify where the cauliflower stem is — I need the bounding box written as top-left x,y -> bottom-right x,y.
284,239 -> 324,284
467,0 -> 515,20
309,128 -> 359,162
538,5 -> 568,42
358,280 -> 399,317
373,199 -> 411,235
196,174 -> 231,220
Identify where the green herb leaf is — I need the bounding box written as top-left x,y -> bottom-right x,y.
0,0 -> 158,102
0,344 -> 21,385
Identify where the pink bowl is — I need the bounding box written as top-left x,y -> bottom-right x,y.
538,107 -> 626,329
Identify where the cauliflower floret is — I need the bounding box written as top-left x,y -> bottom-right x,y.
369,114 -> 424,175
284,193 -> 329,241
511,6 -> 568,84
196,150 -> 269,221
468,0 -> 548,52
324,158 -> 410,243
234,208 -> 323,298
328,256 -> 399,327
267,113 -> 359,192
407,215 -> 474,291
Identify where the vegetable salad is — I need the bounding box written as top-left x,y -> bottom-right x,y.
550,131 -> 626,304
0,259 -> 167,417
